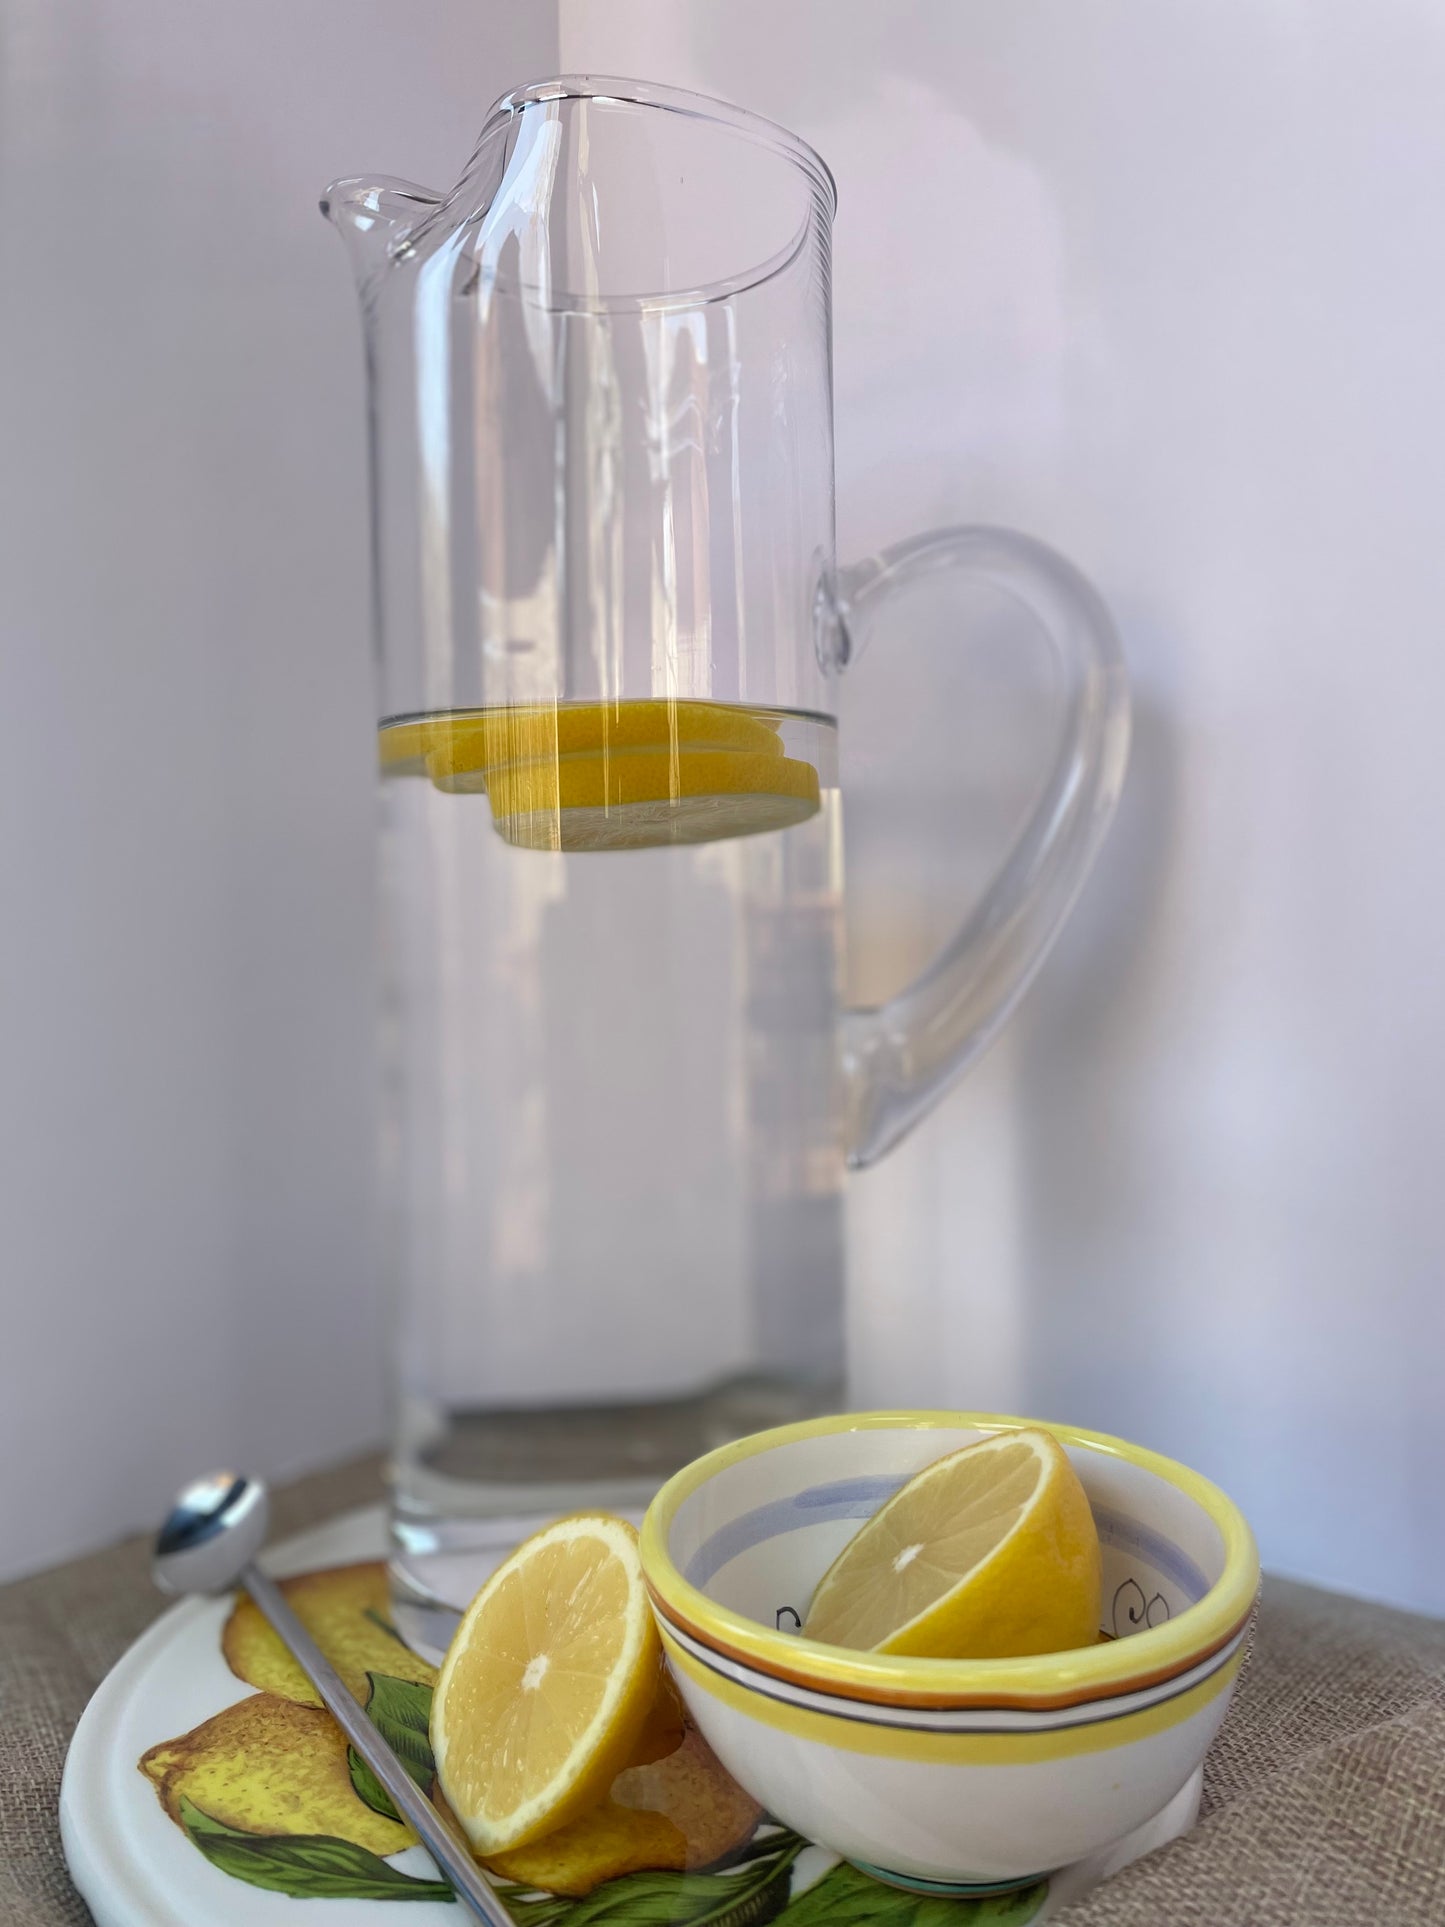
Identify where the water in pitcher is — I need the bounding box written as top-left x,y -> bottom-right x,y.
378,701 -> 845,1649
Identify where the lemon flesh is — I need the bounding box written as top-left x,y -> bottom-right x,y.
380,701 -> 820,852
803,1429 -> 1102,1659
420,699 -> 787,768
430,1513 -> 662,1855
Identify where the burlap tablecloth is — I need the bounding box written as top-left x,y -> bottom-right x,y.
4,1455 -> 1442,1926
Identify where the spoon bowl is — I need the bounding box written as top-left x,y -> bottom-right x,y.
153,1472 -> 270,1595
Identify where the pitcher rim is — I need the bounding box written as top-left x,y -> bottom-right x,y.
484,74 -> 839,223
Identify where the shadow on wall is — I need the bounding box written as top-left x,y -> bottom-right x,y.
838,588 -> 1174,1428
1011,664 -> 1187,1425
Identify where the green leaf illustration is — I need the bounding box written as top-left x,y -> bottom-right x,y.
978,1889 -> 1050,1926
500,1829 -> 806,1926
348,1746 -> 404,1823
178,1797 -> 453,1901
778,1860 -> 1049,1924
365,1672 -> 437,1784
348,1672 -> 437,1821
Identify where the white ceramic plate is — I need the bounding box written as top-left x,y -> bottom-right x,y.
61,1506 -> 1201,1926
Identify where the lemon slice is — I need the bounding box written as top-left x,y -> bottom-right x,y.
377,720 -> 432,777
803,1429 -> 1102,1659
478,747 -> 819,851
380,700 -> 784,777
427,699 -> 786,772
380,701 -> 819,851
430,1513 -> 663,1855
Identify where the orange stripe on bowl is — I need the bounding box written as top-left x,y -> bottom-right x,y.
648,1584 -> 1256,1713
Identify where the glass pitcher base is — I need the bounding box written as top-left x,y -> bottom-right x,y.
388,1375 -> 841,1660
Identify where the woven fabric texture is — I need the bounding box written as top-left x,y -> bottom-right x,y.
4,1457 -> 1441,1926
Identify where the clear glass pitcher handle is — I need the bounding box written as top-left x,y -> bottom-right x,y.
835,526 -> 1130,1169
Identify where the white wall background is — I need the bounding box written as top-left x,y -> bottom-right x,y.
0,1 -> 557,1580
4,0 -> 1444,1615
559,0 -> 1445,1615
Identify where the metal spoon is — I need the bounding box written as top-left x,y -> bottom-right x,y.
153,1471 -> 513,1924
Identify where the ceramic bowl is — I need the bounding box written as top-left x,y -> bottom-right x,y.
639,1411 -> 1259,1895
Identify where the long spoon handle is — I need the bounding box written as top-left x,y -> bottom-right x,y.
242,1564 -> 513,1924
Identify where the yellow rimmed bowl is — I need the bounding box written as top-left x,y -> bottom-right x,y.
639,1411 -> 1260,1895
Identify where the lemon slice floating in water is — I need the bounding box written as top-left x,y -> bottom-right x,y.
380,701 -> 820,851
430,1513 -> 663,1856
804,1428 -> 1102,1659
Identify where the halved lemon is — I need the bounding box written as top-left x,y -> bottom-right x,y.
430,1513 -> 663,1855
803,1428 -> 1102,1659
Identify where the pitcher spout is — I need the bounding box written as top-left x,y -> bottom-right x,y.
320,175 -> 444,279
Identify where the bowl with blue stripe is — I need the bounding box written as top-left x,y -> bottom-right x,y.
639,1411 -> 1259,1894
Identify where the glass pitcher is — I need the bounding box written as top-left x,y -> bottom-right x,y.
324,77 -> 1129,1651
